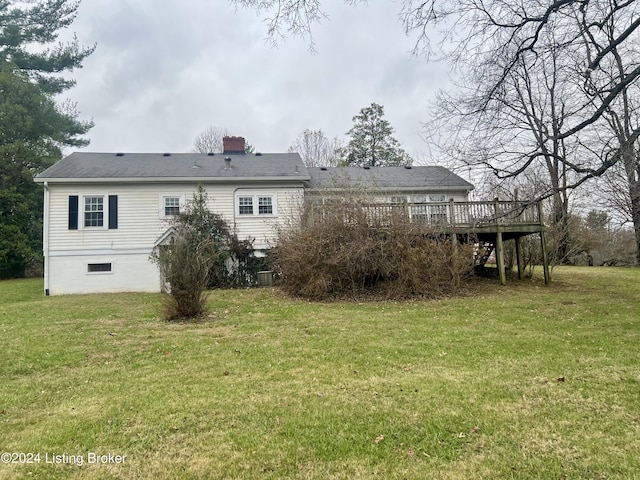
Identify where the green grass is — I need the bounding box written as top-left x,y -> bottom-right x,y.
1,267 -> 639,479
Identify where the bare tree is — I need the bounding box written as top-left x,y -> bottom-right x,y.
419,0 -> 640,262
193,126 -> 255,154
288,128 -> 343,167
231,0 -> 640,173
578,6 -> 640,264
231,0 -> 640,262
193,126 -> 228,153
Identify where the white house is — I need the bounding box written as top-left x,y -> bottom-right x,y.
34,137 -> 308,295
35,137 -> 475,295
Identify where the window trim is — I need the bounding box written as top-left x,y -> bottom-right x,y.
235,192 -> 277,217
82,195 -> 106,229
159,194 -> 186,219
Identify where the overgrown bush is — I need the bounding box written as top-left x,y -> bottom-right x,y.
151,185 -> 270,320
273,198 -> 475,300
153,232 -> 217,320
151,186 -> 223,320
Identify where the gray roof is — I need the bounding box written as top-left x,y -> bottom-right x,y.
307,166 -> 474,191
35,152 -> 309,182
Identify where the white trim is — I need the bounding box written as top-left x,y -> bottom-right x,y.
47,248 -> 152,257
158,193 -> 186,218
234,190 -> 278,217
43,182 -> 50,293
86,262 -> 114,275
80,194 -> 108,230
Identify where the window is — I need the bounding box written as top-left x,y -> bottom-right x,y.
69,195 -> 117,230
236,193 -> 277,216
159,194 -> 185,219
258,196 -> 273,214
87,263 -> 112,273
391,195 -> 407,204
84,196 -> 104,227
239,196 -> 254,215
164,196 -> 180,216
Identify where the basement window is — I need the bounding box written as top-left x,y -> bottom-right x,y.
87,263 -> 112,273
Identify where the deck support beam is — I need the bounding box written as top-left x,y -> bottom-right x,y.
515,236 -> 524,280
540,230 -> 551,285
451,233 -> 460,288
495,230 -> 507,286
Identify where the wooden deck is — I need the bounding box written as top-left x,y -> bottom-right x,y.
309,199 -> 550,285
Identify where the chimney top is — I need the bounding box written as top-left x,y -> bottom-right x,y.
223,136 -> 245,154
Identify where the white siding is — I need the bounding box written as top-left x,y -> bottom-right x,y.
48,252 -> 160,295
44,181 -> 305,294
233,188 -> 304,249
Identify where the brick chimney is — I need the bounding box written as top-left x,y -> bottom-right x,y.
223,136 -> 245,154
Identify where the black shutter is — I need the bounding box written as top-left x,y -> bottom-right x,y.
108,195 -> 118,229
68,195 -> 78,230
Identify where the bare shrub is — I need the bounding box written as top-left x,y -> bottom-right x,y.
273,198 -> 474,300
151,185 -> 222,321
155,235 -> 217,320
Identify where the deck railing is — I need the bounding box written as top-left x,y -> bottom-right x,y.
309,199 -> 543,229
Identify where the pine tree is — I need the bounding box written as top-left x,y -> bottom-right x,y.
342,103 -> 411,167
0,1 -> 94,277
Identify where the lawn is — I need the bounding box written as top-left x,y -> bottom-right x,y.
0,267 -> 639,479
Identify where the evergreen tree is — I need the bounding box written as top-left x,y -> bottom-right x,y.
342,103 -> 412,167
0,0 -> 94,277
0,0 -> 95,93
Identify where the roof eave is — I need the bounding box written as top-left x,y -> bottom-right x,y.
307,185 -> 474,193
34,175 -> 311,184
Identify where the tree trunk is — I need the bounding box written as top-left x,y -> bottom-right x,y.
628,175 -> 640,266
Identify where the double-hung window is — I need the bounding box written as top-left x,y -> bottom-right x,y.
237,193 -> 276,216
84,196 -> 104,227
68,194 -> 117,230
258,196 -> 273,215
159,194 -> 185,218
164,196 -> 181,216
238,196 -> 254,215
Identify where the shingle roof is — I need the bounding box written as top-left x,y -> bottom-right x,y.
35,152 -> 309,182
307,166 -> 474,191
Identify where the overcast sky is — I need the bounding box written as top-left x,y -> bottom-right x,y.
59,1 -> 451,161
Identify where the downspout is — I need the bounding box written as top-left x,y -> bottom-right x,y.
232,187 -> 239,231
43,182 -> 50,295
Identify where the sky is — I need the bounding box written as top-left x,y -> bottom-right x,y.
57,0 -> 451,161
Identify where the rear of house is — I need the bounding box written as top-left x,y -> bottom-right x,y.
35,139 -> 308,295
35,139 -> 476,295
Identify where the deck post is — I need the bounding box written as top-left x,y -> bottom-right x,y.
540,230 -> 551,285
537,202 -> 551,285
449,198 -> 456,228
450,233 -> 460,287
515,236 -> 524,280
495,230 -> 507,285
